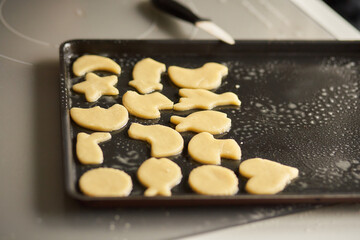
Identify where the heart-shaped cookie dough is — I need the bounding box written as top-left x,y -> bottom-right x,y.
239,158 -> 299,195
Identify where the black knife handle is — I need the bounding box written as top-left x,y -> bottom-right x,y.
151,0 -> 205,24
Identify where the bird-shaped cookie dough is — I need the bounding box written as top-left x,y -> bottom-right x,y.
168,62 -> 228,90
188,132 -> 241,165
239,158 -> 299,195
128,123 -> 184,157
76,132 -> 111,164
174,89 -> 241,111
129,58 -> 166,94
72,73 -> 119,102
170,110 -> 231,134
137,158 -> 182,196
122,91 -> 173,119
70,104 -> 128,131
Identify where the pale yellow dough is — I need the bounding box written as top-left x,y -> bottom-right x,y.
128,123 -> 184,157
189,165 -> 238,195
174,89 -> 241,111
137,158 -> 182,197
72,73 -> 119,102
70,104 -> 128,131
129,58 -> 166,94
188,132 -> 241,165
76,132 -> 111,164
170,110 -> 231,134
73,55 -> 121,77
79,168 -> 132,197
239,158 -> 299,195
122,90 -> 173,119
168,62 -> 228,90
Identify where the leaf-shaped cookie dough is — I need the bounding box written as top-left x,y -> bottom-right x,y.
174,89 -> 240,111
122,90 -> 173,119
129,58 -> 166,94
170,110 -> 231,134
70,104 -> 128,131
168,62 -> 228,90
72,73 -> 119,102
76,132 -> 111,164
188,132 -> 241,165
73,55 -> 121,76
137,158 -> 182,196
128,123 -> 184,157
239,158 -> 299,195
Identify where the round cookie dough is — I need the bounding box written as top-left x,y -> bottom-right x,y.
188,165 -> 238,196
79,168 -> 132,197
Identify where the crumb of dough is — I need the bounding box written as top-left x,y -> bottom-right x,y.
122,90 -> 173,119
188,132 -> 241,165
170,110 -> 231,134
128,123 -> 184,158
72,73 -> 119,102
79,168 -> 132,197
76,132 -> 111,164
70,104 -> 128,131
174,89 -> 240,111
137,158 -> 182,197
72,55 -> 121,76
239,158 -> 299,195
168,62 -> 228,90
189,165 -> 238,195
128,58 -> 166,94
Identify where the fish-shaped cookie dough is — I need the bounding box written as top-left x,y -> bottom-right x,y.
170,110 -> 231,134
73,55 -> 121,77
174,89 -> 241,111
76,132 -> 111,164
128,123 -> 184,157
168,62 -> 228,90
239,158 -> 299,195
122,90 -> 173,119
72,73 -> 119,102
70,104 -> 128,131
137,158 -> 182,196
188,132 -> 241,165
129,58 -> 166,94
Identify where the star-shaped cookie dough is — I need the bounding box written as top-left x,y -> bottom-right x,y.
72,72 -> 119,102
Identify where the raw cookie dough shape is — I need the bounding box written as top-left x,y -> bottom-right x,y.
137,158 -> 182,196
128,123 -> 184,157
168,62 -> 228,90
239,158 -> 299,195
70,104 -> 128,131
122,90 -> 173,119
174,89 -> 241,111
189,165 -> 238,195
76,132 -> 111,164
72,73 -> 119,102
170,110 -> 231,134
79,168 -> 132,197
128,58 -> 166,94
188,132 -> 241,165
73,55 -> 121,77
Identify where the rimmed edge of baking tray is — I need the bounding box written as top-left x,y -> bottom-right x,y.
60,39 -> 360,207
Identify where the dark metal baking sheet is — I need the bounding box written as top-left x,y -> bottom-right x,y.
60,40 -> 360,206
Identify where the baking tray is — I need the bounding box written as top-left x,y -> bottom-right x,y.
60,40 -> 360,206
